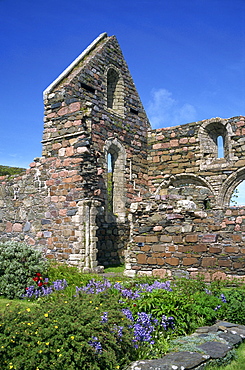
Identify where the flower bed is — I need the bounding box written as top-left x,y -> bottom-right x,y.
1,265 -> 245,369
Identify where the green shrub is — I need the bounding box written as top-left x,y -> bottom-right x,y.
217,288 -> 245,325
0,241 -> 47,299
127,278 -> 223,336
0,291 -> 135,370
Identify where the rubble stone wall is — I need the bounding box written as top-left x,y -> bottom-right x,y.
0,33 -> 149,271
0,33 -> 245,277
125,115 -> 245,278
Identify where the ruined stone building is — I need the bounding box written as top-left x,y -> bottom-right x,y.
0,32 -> 245,280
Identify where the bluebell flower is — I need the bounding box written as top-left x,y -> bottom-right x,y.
88,336 -> 103,354
220,293 -> 227,303
100,312 -> 108,323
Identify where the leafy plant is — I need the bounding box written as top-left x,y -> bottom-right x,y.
0,241 -> 47,299
0,291 -> 135,370
217,288 -> 245,325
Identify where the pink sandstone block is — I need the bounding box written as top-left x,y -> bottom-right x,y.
5,222 -> 12,232
12,223 -> 22,232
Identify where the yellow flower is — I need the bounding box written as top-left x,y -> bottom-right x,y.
6,303 -> 9,307
44,313 -> 48,317
57,349 -> 60,352
39,350 -> 42,354
46,342 -> 49,346
26,308 -> 30,312
27,323 -> 31,326
70,336 -> 74,340
89,301 -> 92,303
54,325 -> 58,329
64,301 -> 67,303
1,346 -> 4,348
37,341 -> 41,345
59,354 -> 62,357
95,307 -> 98,310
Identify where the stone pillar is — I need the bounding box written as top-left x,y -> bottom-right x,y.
70,199 -> 102,272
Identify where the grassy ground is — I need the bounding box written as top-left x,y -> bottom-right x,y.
206,342 -> 245,369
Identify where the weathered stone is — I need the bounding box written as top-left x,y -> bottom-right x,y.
0,33 -> 244,280
197,341 -> 231,358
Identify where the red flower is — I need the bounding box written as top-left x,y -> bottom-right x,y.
38,282 -> 43,287
36,273 -> 41,277
33,277 -> 38,282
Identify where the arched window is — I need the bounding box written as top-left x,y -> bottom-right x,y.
230,180 -> 245,206
107,152 -> 113,213
217,135 -> 224,158
104,139 -> 126,222
106,67 -> 124,115
199,119 -> 234,170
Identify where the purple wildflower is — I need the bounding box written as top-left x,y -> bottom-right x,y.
214,305 -> 221,311
220,293 -> 227,303
88,336 -> 103,354
100,312 -> 108,323
122,308 -> 134,322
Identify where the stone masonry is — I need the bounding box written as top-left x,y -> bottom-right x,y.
0,33 -> 244,278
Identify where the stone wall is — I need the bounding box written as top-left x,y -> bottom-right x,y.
0,33 -> 149,271
125,116 -> 245,278
0,33 -> 245,277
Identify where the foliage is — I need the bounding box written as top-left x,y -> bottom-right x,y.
230,187 -> 239,206
0,292 -> 136,370
216,288 -> 245,325
107,171 -> 113,213
1,263 -> 245,369
0,242 -> 47,299
0,165 -> 25,177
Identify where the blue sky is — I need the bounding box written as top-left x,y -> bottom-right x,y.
0,0 -> 244,170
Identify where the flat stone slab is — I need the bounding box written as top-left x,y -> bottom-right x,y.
197,341 -> 231,359
218,331 -> 242,346
228,327 -> 245,338
127,352 -> 208,370
215,321 -> 239,328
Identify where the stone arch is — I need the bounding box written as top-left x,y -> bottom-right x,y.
104,138 -> 126,222
198,118 -> 234,169
219,167 -> 245,207
155,173 -> 215,209
155,173 -> 214,194
105,65 -> 124,116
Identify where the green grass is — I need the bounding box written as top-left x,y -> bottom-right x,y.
103,264 -> 125,273
206,342 -> 245,369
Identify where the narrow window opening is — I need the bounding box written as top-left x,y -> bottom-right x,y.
130,107 -> 138,115
217,135 -> 224,158
80,82 -> 95,94
203,199 -> 211,209
107,69 -> 119,109
107,153 -> 113,213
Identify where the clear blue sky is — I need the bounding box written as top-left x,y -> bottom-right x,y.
1,0 -> 244,169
